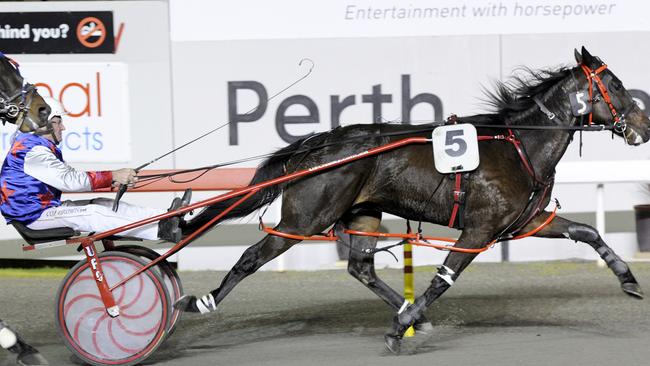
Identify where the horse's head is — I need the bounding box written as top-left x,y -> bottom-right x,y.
574,46 -> 650,145
0,54 -> 50,133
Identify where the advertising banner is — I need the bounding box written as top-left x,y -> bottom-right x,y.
170,0 -> 650,170
171,35 -> 650,170
0,11 -> 115,53
0,62 -> 131,162
171,0 -> 648,41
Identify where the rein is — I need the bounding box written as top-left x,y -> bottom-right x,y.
143,60 -> 629,184
111,58 -> 316,211
135,122 -> 612,185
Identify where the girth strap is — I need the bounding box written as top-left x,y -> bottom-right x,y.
502,181 -> 554,239
448,172 -> 467,229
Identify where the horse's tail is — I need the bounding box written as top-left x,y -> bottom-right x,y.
181,139 -> 307,236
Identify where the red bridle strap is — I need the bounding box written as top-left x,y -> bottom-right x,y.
580,63 -> 621,126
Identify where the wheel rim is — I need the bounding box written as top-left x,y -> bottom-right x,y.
57,253 -> 168,365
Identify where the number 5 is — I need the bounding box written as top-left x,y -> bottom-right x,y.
576,91 -> 588,114
445,130 -> 467,157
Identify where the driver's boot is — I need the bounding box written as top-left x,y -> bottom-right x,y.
158,189 -> 192,243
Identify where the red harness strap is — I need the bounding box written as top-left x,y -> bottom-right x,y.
259,202 -> 560,255
256,131 -> 559,253
448,173 -> 465,228
449,130 -> 552,230
478,132 -> 544,185
446,114 -> 467,229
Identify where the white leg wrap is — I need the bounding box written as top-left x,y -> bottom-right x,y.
436,265 -> 456,286
0,327 -> 17,349
397,300 -> 410,314
196,293 -> 217,314
442,265 -> 455,275
436,273 -> 454,286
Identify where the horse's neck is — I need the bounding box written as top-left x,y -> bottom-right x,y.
0,61 -> 23,93
510,74 -> 579,182
0,78 -> 23,98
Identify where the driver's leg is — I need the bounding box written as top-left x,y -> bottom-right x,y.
26,190 -> 191,241
27,199 -> 163,239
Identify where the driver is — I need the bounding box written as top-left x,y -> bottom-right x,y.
0,319 -> 48,366
0,97 -> 190,242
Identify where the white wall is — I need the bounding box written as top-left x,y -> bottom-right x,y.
2,0 -> 650,269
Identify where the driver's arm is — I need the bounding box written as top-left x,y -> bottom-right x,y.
23,145 -> 113,192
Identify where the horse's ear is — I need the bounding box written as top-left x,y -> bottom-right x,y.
580,46 -> 598,67
574,48 -> 582,64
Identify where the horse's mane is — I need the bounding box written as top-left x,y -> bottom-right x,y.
483,66 -> 573,118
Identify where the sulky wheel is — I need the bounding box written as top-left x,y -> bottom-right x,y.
111,245 -> 183,336
55,251 -> 171,366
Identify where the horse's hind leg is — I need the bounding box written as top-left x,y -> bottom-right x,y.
523,211 -> 643,299
176,168 -> 368,314
336,208 -> 431,330
175,232 -> 301,313
176,159 -> 372,314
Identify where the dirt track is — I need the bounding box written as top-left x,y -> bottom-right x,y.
1,261 -> 649,366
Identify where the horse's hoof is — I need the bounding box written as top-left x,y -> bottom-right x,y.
13,340 -> 48,366
174,294 -> 198,312
384,334 -> 401,354
622,282 -> 644,299
17,349 -> 49,366
414,321 -> 434,334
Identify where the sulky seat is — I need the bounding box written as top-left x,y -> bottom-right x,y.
12,221 -> 146,253
11,222 -> 79,245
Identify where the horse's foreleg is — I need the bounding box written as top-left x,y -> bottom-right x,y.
384,231 -> 490,353
175,233 -> 300,313
524,212 -> 643,299
336,212 -> 431,330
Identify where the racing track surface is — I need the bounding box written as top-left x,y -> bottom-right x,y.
1,261 -> 649,366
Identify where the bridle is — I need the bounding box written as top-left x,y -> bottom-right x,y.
580,62 -> 637,134
0,83 -> 41,129
0,53 -> 46,132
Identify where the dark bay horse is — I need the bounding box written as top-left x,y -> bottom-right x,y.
0,53 -> 49,131
176,47 -> 650,352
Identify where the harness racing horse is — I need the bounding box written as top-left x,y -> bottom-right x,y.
0,53 -> 50,132
177,47 -> 650,352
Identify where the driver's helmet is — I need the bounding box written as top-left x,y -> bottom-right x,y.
28,96 -> 68,143
41,96 -> 68,120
